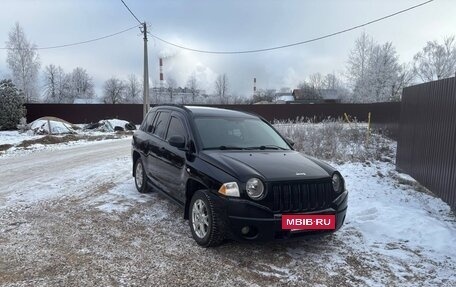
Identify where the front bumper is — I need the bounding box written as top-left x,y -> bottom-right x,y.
209,190 -> 348,241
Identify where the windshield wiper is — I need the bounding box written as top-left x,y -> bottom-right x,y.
204,145 -> 246,150
245,145 -> 288,150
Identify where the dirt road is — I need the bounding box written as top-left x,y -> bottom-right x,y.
0,139 -> 455,287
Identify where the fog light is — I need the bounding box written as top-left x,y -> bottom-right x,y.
241,226 -> 250,235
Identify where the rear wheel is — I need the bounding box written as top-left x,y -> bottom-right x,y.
189,190 -> 224,247
134,158 -> 150,193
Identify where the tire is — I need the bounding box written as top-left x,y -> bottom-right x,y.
134,158 -> 150,193
189,190 -> 225,247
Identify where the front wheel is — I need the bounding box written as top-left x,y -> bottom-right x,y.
134,158 -> 150,193
189,190 -> 225,247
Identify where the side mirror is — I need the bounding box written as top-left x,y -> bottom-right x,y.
146,125 -> 154,133
286,137 -> 295,147
169,135 -> 186,149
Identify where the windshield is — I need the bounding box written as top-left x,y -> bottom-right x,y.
194,117 -> 290,150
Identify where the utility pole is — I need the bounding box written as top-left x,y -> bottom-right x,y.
141,22 -> 149,119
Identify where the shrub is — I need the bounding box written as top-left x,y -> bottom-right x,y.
0,79 -> 26,130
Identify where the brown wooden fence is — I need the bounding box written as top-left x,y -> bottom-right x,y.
24,102 -> 400,137
396,77 -> 456,211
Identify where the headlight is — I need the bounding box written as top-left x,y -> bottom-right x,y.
218,182 -> 240,197
246,178 -> 265,200
332,173 -> 342,193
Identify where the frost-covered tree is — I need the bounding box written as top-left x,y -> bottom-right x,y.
323,73 -> 350,102
186,73 -> 199,102
363,42 -> 401,102
307,73 -> 325,91
0,79 -> 26,130
5,22 -> 41,102
166,77 -> 177,102
391,63 -> 415,101
68,67 -> 95,101
43,64 -> 57,102
296,81 -> 321,100
413,35 -> 456,82
347,32 -> 373,89
43,65 -> 72,103
125,74 -> 142,103
347,33 -> 405,103
215,74 -> 229,104
103,77 -> 125,104
253,89 -> 276,102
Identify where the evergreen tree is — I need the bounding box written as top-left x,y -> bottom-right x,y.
0,79 -> 26,130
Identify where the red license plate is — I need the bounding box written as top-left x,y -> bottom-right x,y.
282,214 -> 336,230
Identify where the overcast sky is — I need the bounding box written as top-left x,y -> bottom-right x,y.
1,0 -> 455,97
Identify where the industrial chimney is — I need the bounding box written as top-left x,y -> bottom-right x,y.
159,58 -> 164,99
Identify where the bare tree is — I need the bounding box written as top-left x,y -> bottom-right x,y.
5,22 -> 41,102
43,64 -> 58,103
323,73 -> 341,90
296,81 -> 321,100
103,77 -> 125,104
125,74 -> 142,103
413,35 -> 456,82
253,89 -> 276,102
307,73 -> 325,90
167,77 -> 177,102
186,73 -> 199,102
391,63 -> 415,101
69,67 -> 95,101
215,74 -> 229,104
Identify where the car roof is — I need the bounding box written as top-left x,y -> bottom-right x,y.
154,105 -> 259,119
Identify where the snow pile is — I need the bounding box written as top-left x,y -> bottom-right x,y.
28,117 -> 77,135
85,119 -> 136,132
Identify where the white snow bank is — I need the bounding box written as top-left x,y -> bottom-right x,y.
0,131 -> 43,145
105,119 -> 131,130
338,161 -> 456,259
85,119 -> 136,132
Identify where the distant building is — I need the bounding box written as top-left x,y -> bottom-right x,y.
150,87 -> 207,104
73,98 -> 103,104
292,88 -> 341,104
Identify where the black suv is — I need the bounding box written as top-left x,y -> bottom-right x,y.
132,105 -> 347,247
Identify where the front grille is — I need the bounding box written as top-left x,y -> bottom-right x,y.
270,181 -> 335,213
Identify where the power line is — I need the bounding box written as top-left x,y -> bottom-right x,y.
120,0 -> 142,25
148,0 -> 435,54
0,25 -> 140,50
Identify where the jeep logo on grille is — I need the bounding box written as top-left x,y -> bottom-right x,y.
296,172 -> 307,176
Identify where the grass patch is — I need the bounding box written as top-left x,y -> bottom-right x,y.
274,119 -> 395,163
16,134 -> 123,149
0,144 -> 13,152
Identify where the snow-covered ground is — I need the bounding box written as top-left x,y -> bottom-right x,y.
0,138 -> 455,286
0,129 -> 131,158
0,130 -> 43,146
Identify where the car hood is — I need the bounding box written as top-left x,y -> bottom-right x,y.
200,150 -> 331,182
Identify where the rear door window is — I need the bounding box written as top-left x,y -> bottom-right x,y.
141,111 -> 156,133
